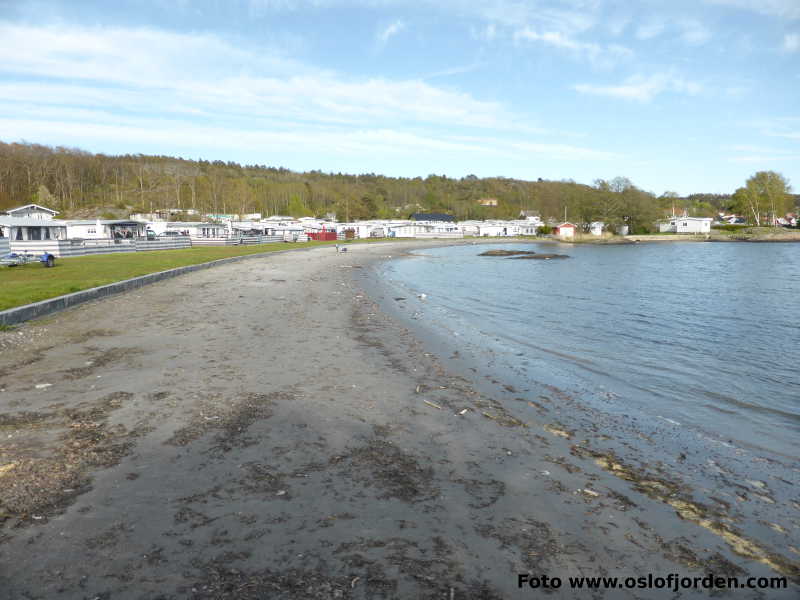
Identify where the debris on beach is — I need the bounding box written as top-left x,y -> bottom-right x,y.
543,424 -> 573,439
481,411 -> 526,428
570,444 -> 800,580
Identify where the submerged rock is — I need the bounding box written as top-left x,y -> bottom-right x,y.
478,249 -> 537,256
509,253 -> 570,260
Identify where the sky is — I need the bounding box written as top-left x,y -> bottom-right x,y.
0,0 -> 798,196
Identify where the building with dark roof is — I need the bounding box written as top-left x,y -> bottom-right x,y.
410,213 -> 455,222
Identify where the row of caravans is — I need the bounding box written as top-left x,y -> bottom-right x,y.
1,204 -> 553,258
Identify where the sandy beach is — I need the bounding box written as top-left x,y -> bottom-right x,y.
0,241 -> 796,599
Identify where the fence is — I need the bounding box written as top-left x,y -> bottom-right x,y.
190,235 -> 284,246
9,237 -> 191,257
414,232 -> 464,239
134,237 -> 193,252
5,232 -> 325,259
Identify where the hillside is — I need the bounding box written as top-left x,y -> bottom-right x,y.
1,141 -> 795,232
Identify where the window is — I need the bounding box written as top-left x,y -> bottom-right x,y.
88,228 -> 96,234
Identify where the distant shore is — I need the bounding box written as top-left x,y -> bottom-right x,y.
547,228 -> 800,245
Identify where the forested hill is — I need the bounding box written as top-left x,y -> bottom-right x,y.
0,141 -> 783,229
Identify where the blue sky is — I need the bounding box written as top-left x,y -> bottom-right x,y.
0,0 -> 798,195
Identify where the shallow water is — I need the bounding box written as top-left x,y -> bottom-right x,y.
381,241 -> 800,461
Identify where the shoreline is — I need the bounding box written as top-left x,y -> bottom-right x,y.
360,244 -> 800,586
0,241 -> 797,598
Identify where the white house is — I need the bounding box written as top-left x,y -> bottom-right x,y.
386,222 -> 417,238
657,220 -> 676,233
477,222 -> 510,236
659,217 -> 712,234
677,217 -> 712,234
589,221 -> 604,236
554,222 -> 577,238
66,219 -> 147,239
521,214 -> 544,227
513,220 -> 540,235
0,216 -> 67,241
2,203 -> 59,220
146,221 -> 227,237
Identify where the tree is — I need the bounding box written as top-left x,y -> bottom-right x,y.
733,171 -> 791,226
286,194 -> 312,217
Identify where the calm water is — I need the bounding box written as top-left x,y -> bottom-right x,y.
380,242 -> 800,460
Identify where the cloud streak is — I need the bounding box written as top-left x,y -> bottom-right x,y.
514,27 -> 633,68
573,73 -> 703,102
376,19 -> 405,45
705,0 -> 800,19
0,21 -> 616,170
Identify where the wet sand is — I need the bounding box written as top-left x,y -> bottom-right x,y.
0,241 -> 797,599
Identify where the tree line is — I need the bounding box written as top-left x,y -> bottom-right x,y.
0,142 -> 795,231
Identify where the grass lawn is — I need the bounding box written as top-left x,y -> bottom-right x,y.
0,239 -> 361,312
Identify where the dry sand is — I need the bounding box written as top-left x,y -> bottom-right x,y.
0,241 -> 797,599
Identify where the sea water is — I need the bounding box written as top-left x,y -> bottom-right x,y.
379,241 -> 799,464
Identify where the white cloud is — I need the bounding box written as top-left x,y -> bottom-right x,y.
0,21 -> 617,169
783,33 -> 800,52
705,0 -> 800,19
728,144 -> 800,163
514,27 -> 633,67
0,22 -> 513,131
425,62 -> 486,79
635,20 -> 665,40
634,17 -> 710,45
0,114 -> 617,164
573,73 -> 703,102
756,116 -> 800,139
679,20 -> 712,45
376,19 -> 405,45
766,129 -> 800,140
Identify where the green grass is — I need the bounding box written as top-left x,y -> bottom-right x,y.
0,239 -> 363,311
